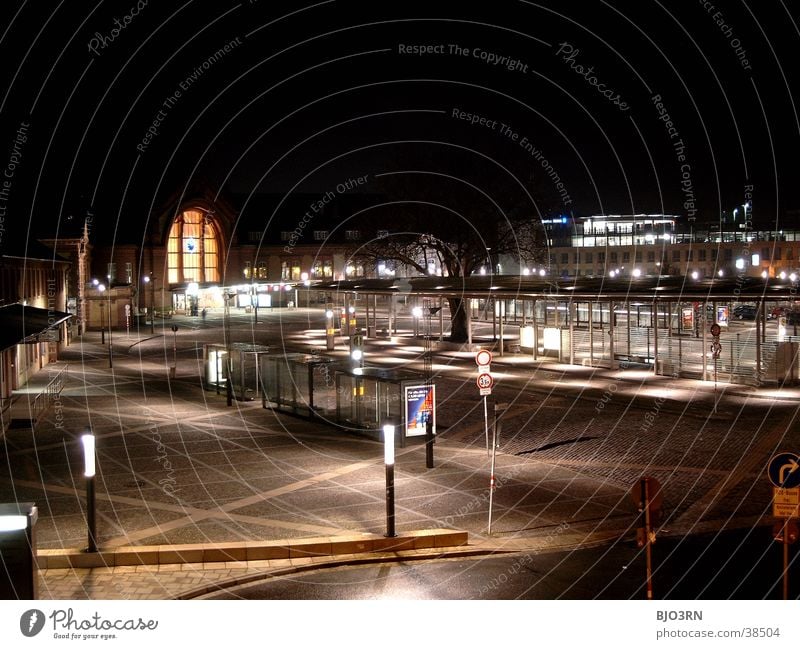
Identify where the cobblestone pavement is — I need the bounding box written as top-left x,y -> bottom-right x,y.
2,311 -> 798,598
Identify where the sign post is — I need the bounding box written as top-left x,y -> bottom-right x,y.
710,323 -> 721,413
487,412 -> 498,535
475,350 -> 493,456
488,403 -> 509,535
768,452 -> 800,599
630,476 -> 663,600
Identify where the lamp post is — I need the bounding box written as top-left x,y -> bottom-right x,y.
106,283 -> 113,369
301,273 -> 310,309
383,423 -> 396,538
348,304 -> 356,336
98,287 -> 106,345
143,274 -> 155,334
170,325 -> 179,378
81,433 -> 97,553
325,309 -> 335,351
412,305 -> 423,338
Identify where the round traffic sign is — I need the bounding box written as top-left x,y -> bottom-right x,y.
476,373 -> 493,390
710,323 -> 721,336
475,350 -> 493,366
630,476 -> 663,513
768,452 -> 800,488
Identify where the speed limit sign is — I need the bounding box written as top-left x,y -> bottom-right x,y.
477,372 -> 493,395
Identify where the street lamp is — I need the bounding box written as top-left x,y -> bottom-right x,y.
302,272 -> 311,309
143,274 -> 155,334
170,325 -> 179,378
81,433 -> 97,553
412,305 -> 423,338
98,284 -> 106,344
348,304 -> 356,336
325,309 -> 335,351
383,423 -> 396,538
102,282 -> 113,368
350,331 -> 364,368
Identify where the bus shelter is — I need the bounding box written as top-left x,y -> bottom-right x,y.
203,343 -> 270,400
313,275 -> 800,387
260,353 -> 340,418
334,366 -> 435,441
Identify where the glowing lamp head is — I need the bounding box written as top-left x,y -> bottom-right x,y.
383,425 -> 395,465
81,434 -> 96,477
0,516 -> 28,532
351,348 -> 363,362
412,306 -> 423,318
325,310 -> 333,319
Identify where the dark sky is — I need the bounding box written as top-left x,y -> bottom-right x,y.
0,0 -> 798,249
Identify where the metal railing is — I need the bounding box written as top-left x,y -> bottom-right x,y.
28,364 -> 68,427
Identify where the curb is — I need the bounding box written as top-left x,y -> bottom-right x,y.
179,546 -> 501,600
36,529 -> 468,570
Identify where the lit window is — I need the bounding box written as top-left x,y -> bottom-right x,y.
314,230 -> 328,241
167,210 -> 220,284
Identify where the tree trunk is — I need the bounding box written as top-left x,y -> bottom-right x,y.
448,297 -> 469,343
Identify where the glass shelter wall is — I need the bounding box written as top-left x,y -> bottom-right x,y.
260,353 -> 339,418
203,343 -> 270,400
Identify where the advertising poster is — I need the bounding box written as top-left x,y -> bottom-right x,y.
717,305 -> 729,327
404,384 -> 435,437
681,307 -> 694,331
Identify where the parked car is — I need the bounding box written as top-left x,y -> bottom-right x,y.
733,304 -> 757,320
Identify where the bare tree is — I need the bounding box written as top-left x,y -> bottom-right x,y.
347,164 -> 551,342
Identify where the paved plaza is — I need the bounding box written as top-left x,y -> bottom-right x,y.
1,308 -> 798,598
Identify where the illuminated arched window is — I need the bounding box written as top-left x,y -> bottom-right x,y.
167,210 -> 220,284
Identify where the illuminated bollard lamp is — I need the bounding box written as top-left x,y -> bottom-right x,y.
383,423 -> 396,538
82,433 -> 98,553
0,502 -> 39,599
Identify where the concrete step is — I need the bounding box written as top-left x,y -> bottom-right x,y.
36,528 -> 469,569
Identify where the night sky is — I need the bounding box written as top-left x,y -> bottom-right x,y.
0,1 -> 798,250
